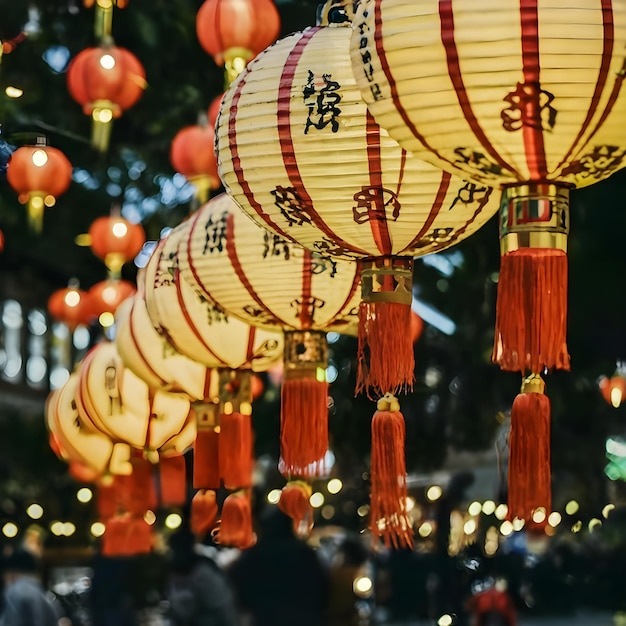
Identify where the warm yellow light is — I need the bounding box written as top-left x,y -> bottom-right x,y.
2,523 -> 18,538
316,367 -> 326,383
418,522 -> 433,538
267,489 -> 281,504
353,576 -> 373,596
94,108 -> 114,123
99,312 -> 115,327
165,513 -> 182,530
548,512 -> 562,527
571,520 -> 582,533
532,508 -> 547,524
468,501 -> 482,516
482,500 -> 496,515
426,485 -> 442,501
90,522 -> 106,537
62,522 -> 76,536
143,510 -> 156,525
485,541 -> 498,556
611,386 -> 623,408
438,614 -> 453,626
495,504 -> 509,520
357,504 -> 369,517
5,86 -> 23,98
44,195 -> 56,207
50,521 -> 64,536
64,290 -> 81,307
565,500 -> 579,515
99,54 -> 116,70
77,487 -> 93,503
102,286 -> 118,303
26,504 -> 43,520
30,196 -> 44,210
327,478 -> 343,494
111,221 -> 128,238
500,521 -> 513,536
602,504 -> 615,519
463,519 -> 477,535
32,149 -> 48,167
588,518 -> 602,532
309,492 -> 324,508
405,497 -> 416,512
321,505 -> 335,520
512,518 -> 525,531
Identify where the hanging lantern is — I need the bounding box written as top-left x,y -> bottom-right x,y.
170,116 -> 220,204
88,279 -> 136,327
48,282 -> 93,330
7,140 -> 72,232
600,373 -> 626,409
196,0 -> 281,87
89,214 -> 145,278
179,193 -> 360,490
83,0 -> 129,40
67,41 -> 146,152
75,341 -> 195,462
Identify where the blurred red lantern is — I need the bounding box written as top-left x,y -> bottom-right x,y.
67,42 -> 146,152
251,374 -> 264,400
208,93 -> 224,128
196,0 -> 280,86
48,284 -> 93,330
89,215 -> 145,277
170,117 -> 220,203
410,312 -> 424,344
600,374 -> 626,409
7,141 -> 72,232
88,279 -> 136,327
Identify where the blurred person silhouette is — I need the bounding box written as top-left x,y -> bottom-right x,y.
90,552 -> 137,626
229,507 -> 329,626
165,525 -> 239,626
0,547 -> 58,626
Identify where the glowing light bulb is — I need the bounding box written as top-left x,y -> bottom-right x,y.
165,513 -> 182,530
99,54 -> 115,69
64,290 -> 81,307
327,478 -> 343,494
112,221 -> 128,238
77,488 -> 93,503
267,489 -> 281,504
2,523 -> 18,538
27,504 -> 43,520
32,150 -> 48,167
426,485 -> 442,501
90,522 -> 105,537
309,492 -> 324,508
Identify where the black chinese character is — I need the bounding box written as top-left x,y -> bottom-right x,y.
310,252 -> 337,278
352,186 -> 401,223
448,182 -> 490,210
271,185 -> 313,226
262,231 -> 291,260
304,70 -> 342,134
502,82 -> 557,132
203,210 -> 228,255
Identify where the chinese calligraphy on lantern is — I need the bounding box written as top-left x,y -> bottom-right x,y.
352,186 -> 401,224
501,82 -> 557,132
203,210 -> 228,254
271,185 -> 313,227
356,9 -> 383,101
303,70 -> 342,133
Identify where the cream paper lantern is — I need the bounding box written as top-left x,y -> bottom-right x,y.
46,373 -> 133,477
178,192 -> 361,487
75,341 -> 195,461
215,8 -> 498,401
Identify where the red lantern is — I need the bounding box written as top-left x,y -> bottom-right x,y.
170,118 -> 220,203
7,141 -> 72,232
88,279 -> 136,326
196,0 -> 280,86
600,375 -> 626,408
89,215 -> 145,277
48,285 -> 93,330
67,42 -> 146,152
208,93 -> 224,128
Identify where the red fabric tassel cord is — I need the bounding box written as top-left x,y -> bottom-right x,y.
193,427 -> 220,490
213,491 -> 256,549
357,301 -> 414,398
219,412 -> 253,490
369,394 -> 413,549
191,490 -> 218,537
159,456 -> 187,507
278,480 -> 313,539
280,376 -> 328,479
493,248 -> 569,373
508,381 -> 551,524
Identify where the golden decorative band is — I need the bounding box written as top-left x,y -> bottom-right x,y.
219,369 -> 252,414
361,257 -> 413,306
193,400 -> 220,430
284,330 -> 328,372
520,373 -> 545,395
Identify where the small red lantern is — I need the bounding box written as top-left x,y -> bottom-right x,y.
67,42 -> 146,152
7,140 -> 72,232
196,0 -> 280,86
48,284 -> 93,330
89,215 -> 145,277
170,117 -> 220,204
88,279 -> 136,327
600,374 -> 626,408
208,93 -> 224,128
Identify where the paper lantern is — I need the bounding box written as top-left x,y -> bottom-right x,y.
350,0 -> 626,523
89,215 -> 145,277
7,141 -> 72,232
216,16 -> 498,399
48,284 -> 93,330
208,93 -> 224,127
88,279 -> 136,327
196,0 -> 281,86
170,117 -> 220,204
75,341 -> 195,461
46,373 -> 133,477
179,193 -> 360,484
67,42 -> 146,152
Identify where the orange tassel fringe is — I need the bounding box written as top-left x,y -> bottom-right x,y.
278,480 -> 313,539
280,376 -> 328,478
357,301 -> 414,398
191,490 -> 218,537
219,412 -> 253,490
493,248 -> 570,373
159,456 -> 187,506
508,381 -> 551,524
193,428 -> 220,490
369,395 -> 413,549
213,491 -> 256,549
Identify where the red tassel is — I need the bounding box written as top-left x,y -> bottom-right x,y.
219,412 -> 253,490
114,458 -> 157,516
159,456 -> 187,506
508,376 -> 551,524
193,428 -> 221,490
493,248 -> 570,373
278,480 -> 313,539
357,301 -> 414,397
369,394 -> 413,549
97,482 -> 119,519
213,491 -> 256,549
191,490 -> 218,537
280,376 -> 328,478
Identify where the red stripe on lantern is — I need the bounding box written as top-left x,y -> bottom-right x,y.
406,173 -> 450,249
